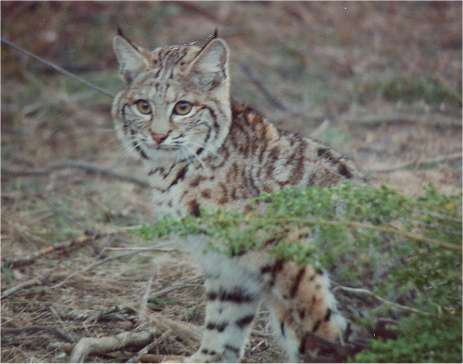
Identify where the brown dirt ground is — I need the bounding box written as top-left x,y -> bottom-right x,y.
1,2 -> 461,363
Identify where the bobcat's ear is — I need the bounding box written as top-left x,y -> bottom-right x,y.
113,34 -> 147,84
188,38 -> 229,90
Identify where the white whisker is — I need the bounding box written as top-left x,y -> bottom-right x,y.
187,140 -> 221,159
182,144 -> 208,170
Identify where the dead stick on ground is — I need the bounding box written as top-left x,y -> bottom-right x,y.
369,152 -> 462,173
2,160 -> 149,188
148,315 -> 201,346
70,330 -> 155,363
50,305 -> 78,343
1,276 -> 45,300
138,260 -> 157,323
3,231 -> 101,269
150,282 -> 199,299
2,225 -> 162,269
51,251 -> 142,289
2,325 -> 75,343
126,340 -> 160,363
52,248 -> 176,289
69,314 -> 199,362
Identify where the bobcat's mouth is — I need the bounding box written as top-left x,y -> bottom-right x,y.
143,141 -> 178,152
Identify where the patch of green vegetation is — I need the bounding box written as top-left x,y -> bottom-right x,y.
362,75 -> 462,107
1,265 -> 15,286
148,296 -> 177,308
138,183 -> 461,362
354,313 -> 462,363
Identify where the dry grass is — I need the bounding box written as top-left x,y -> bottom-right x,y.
1,2 -> 461,363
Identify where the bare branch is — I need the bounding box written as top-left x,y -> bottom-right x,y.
138,261 -> 157,323
52,248 -> 175,289
51,250 -> 141,289
126,340 -> 160,364
147,316 -> 201,347
2,230 -> 102,269
1,277 -> 44,300
2,325 -> 75,343
150,282 -> 200,299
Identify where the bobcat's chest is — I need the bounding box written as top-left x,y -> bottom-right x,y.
149,162 -> 212,219
151,182 -> 186,219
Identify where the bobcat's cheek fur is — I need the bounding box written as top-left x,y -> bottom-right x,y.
112,32 -> 361,362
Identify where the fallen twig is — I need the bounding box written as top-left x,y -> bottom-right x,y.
54,305 -> 137,324
147,315 -> 201,348
2,230 -> 102,269
52,247 -> 177,289
369,152 -> 462,173
2,325 -> 75,343
126,340 -> 160,363
65,312 -> 199,362
1,277 -> 45,300
2,160 -> 149,188
54,252 -> 135,289
138,261 -> 157,323
50,305 -> 78,343
70,330 -> 155,363
2,226 -> 174,271
150,283 -> 200,300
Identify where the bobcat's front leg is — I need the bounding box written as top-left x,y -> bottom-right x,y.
189,267 -> 263,363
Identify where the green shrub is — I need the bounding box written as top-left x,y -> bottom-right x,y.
139,183 -> 462,362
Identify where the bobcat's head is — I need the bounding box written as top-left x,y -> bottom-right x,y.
111,31 -> 231,164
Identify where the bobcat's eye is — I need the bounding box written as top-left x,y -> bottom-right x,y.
135,99 -> 152,115
173,100 -> 193,116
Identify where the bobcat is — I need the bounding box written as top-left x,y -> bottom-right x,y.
111,30 -> 360,362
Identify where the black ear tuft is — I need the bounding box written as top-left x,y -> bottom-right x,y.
117,25 -> 125,37
115,26 -> 139,50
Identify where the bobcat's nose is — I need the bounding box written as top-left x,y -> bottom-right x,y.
150,131 -> 168,145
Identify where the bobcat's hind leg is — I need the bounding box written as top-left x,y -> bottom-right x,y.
268,261 -> 347,362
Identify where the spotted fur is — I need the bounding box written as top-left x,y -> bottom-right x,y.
112,31 -> 361,362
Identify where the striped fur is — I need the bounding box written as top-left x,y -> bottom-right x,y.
112,33 -> 361,362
